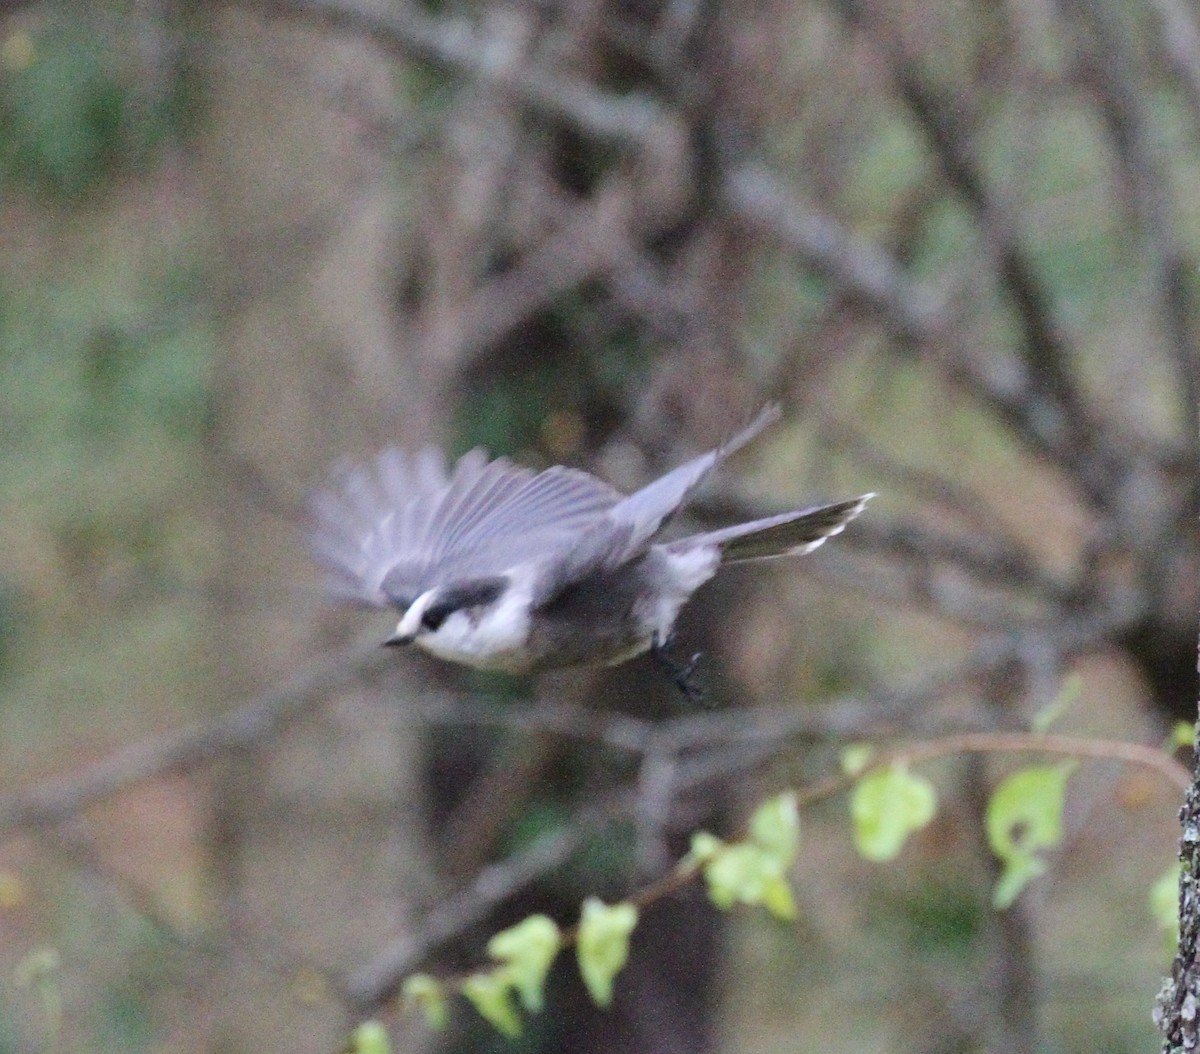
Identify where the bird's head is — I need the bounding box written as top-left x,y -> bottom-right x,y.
384,577 -> 508,647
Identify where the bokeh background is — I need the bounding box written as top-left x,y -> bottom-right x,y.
0,0 -> 1197,1051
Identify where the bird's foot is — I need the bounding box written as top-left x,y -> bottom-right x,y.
652,633 -> 705,703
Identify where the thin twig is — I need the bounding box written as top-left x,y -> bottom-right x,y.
0,644 -> 392,838
1062,0 -> 1200,465
1145,0 -> 1200,132
246,0 -> 671,146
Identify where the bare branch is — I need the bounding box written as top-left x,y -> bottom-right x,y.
1145,0 -> 1200,132
343,612 -> 1127,1011
246,0 -> 672,146
350,714 -> 1185,1013
455,181 -> 640,365
238,0 -> 1155,517
719,164 -> 945,341
342,802 -> 606,1009
41,822 -> 349,1011
0,644 -> 392,838
1061,0 -> 1200,465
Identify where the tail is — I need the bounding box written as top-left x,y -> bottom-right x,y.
668,493 -> 874,562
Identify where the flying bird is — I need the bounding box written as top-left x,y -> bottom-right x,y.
309,407 -> 872,694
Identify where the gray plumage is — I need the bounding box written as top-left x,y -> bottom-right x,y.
309,407 -> 873,675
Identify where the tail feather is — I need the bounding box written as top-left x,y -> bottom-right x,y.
669,494 -> 874,562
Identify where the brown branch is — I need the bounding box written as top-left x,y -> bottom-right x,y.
373,723 -> 1185,1033
455,182 -> 640,366
342,797 -> 615,1010
234,0 -> 953,347
718,163 -> 944,342
826,0 -> 1132,506
243,0 -> 672,146
1062,0 -> 1200,466
0,602 -> 1127,1015
814,410 -> 1039,547
1145,0 -> 1200,133
901,731 -> 1190,792
41,822 -> 349,1012
0,644 -> 391,838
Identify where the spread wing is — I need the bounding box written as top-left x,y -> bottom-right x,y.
310,405 -> 783,609
533,405 -> 783,597
308,445 -> 623,609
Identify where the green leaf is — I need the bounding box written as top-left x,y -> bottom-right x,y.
1031,673 -> 1082,733
702,843 -> 767,910
462,971 -> 522,1039
759,874 -> 798,921
487,914 -> 561,1013
699,843 -> 798,920
400,974 -> 448,1031
986,763 -> 1074,909
1150,864 -> 1182,935
748,792 -> 801,866
992,852 -> 1048,910
1170,721 -> 1195,751
692,794 -> 803,919
576,898 -> 638,1007
685,831 -> 725,867
841,743 -> 875,776
348,1021 -> 391,1054
851,762 -> 937,862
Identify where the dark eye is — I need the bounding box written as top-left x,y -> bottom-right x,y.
421,602 -> 454,632
417,577 -> 508,634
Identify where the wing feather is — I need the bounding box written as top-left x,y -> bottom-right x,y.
599,404 -> 781,564
308,445 -> 621,608
308,406 -> 786,611
435,457 -> 531,559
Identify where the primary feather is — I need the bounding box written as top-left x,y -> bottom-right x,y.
309,445 -> 623,608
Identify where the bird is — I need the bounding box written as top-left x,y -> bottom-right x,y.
308,406 -> 872,695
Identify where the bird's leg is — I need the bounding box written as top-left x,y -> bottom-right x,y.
652,632 -> 705,702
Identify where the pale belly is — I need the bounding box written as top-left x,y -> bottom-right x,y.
416,624 -> 655,674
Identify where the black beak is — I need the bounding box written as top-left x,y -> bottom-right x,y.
382,631 -> 415,648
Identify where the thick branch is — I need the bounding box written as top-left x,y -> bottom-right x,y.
1157,722 -> 1200,1052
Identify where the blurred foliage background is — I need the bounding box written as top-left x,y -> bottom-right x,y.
0,0 -> 1197,1051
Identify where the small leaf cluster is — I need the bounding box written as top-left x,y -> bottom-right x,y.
346,1021 -> 392,1054
399,795 -> 804,1041
688,793 -> 802,920
986,763 -> 1074,909
403,899 -> 639,1038
847,753 -> 937,862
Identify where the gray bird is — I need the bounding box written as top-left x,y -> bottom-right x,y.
309,407 -> 872,689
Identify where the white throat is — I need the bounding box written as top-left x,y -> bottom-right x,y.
410,586 -> 534,673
